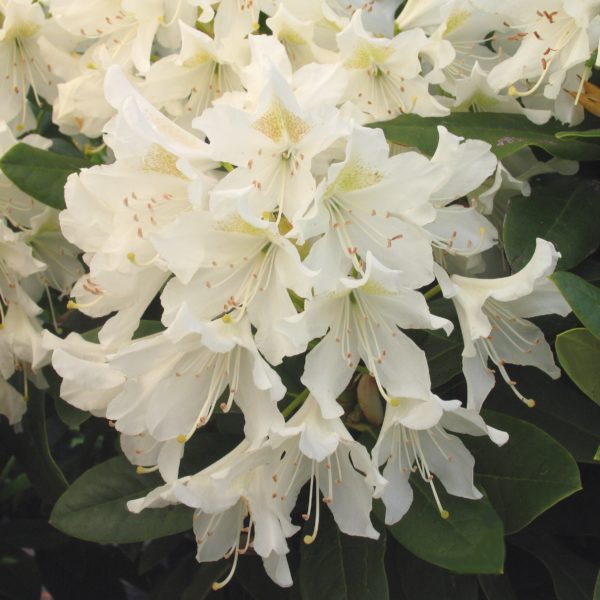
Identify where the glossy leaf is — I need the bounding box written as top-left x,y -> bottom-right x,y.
373,113 -> 600,160
556,328 -> 600,405
1,388 -> 68,504
504,175 -> 600,271
50,457 -> 192,544
555,129 -> 600,139
422,298 -> 463,389
466,411 -> 581,534
0,551 -> 42,600
299,510 -> 388,600
478,575 -> 517,600
512,534 -> 597,600
486,367 -> 600,463
0,143 -> 91,210
394,545 -> 478,600
181,561 -> 229,600
551,272 -> 600,339
379,478 -> 505,574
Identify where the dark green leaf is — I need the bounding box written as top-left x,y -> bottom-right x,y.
1,387 -> 68,503
0,143 -> 91,210
504,174 -> 600,271
235,555 -> 292,600
466,411 -> 581,534
422,299 -> 463,389
54,396 -> 90,428
82,319 -> 164,343
478,574 -> 517,600
551,272 -> 600,339
138,535 -> 183,575
50,457 -> 192,544
379,478 -> 505,574
0,551 -> 42,600
150,555 -> 197,600
299,509 -> 388,600
181,561 -> 230,600
486,368 -> 600,463
394,544 -> 478,600
556,328 -> 600,405
594,570 -> 600,600
0,519 -> 67,551
512,534 -> 597,600
373,113 -> 600,160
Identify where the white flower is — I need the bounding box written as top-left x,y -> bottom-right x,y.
128,441 -> 297,588
195,60 -> 348,222
281,253 -> 451,418
479,0 -> 600,100
438,238 -> 572,409
42,330 -> 126,415
337,11 -> 449,120
107,312 -> 285,448
372,392 -> 508,523
268,394 -> 385,542
293,125 -> 441,293
142,21 -> 246,130
157,194 -> 315,364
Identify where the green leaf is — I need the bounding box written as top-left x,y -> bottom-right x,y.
138,535 -> 183,575
420,299 -> 463,389
394,545 -> 478,600
372,113 -> 600,160
82,319 -> 164,343
512,534 -> 597,600
54,396 -> 90,428
594,570 -> 600,600
299,509 -> 388,600
379,478 -> 505,574
478,575 -> 517,600
486,367 -> 600,463
50,456 -> 192,544
235,555 -> 292,600
0,551 -> 42,600
0,143 -> 91,210
551,272 -> 600,339
181,561 -> 229,600
466,412 -> 581,534
556,328 -> 600,405
555,129 -> 600,139
504,174 -> 600,271
0,519 -> 67,551
1,387 -> 68,504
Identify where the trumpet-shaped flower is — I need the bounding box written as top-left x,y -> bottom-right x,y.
438,238 -> 571,409
372,393 -> 508,523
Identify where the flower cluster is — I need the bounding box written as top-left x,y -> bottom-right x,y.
0,0 -> 589,589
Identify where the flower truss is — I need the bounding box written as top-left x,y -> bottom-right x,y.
1,0 -> 597,592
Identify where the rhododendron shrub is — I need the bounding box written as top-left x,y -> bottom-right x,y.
1,1 -> 599,598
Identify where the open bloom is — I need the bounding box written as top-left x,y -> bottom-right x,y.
437,238 -> 571,409
372,393 -> 508,523
267,394 -> 385,543
281,253 -> 451,418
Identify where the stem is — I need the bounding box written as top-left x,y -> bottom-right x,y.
282,388 -> 309,418
424,284 -> 441,301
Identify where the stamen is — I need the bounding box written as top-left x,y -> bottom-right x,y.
303,463 -> 321,544
212,549 -> 239,590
